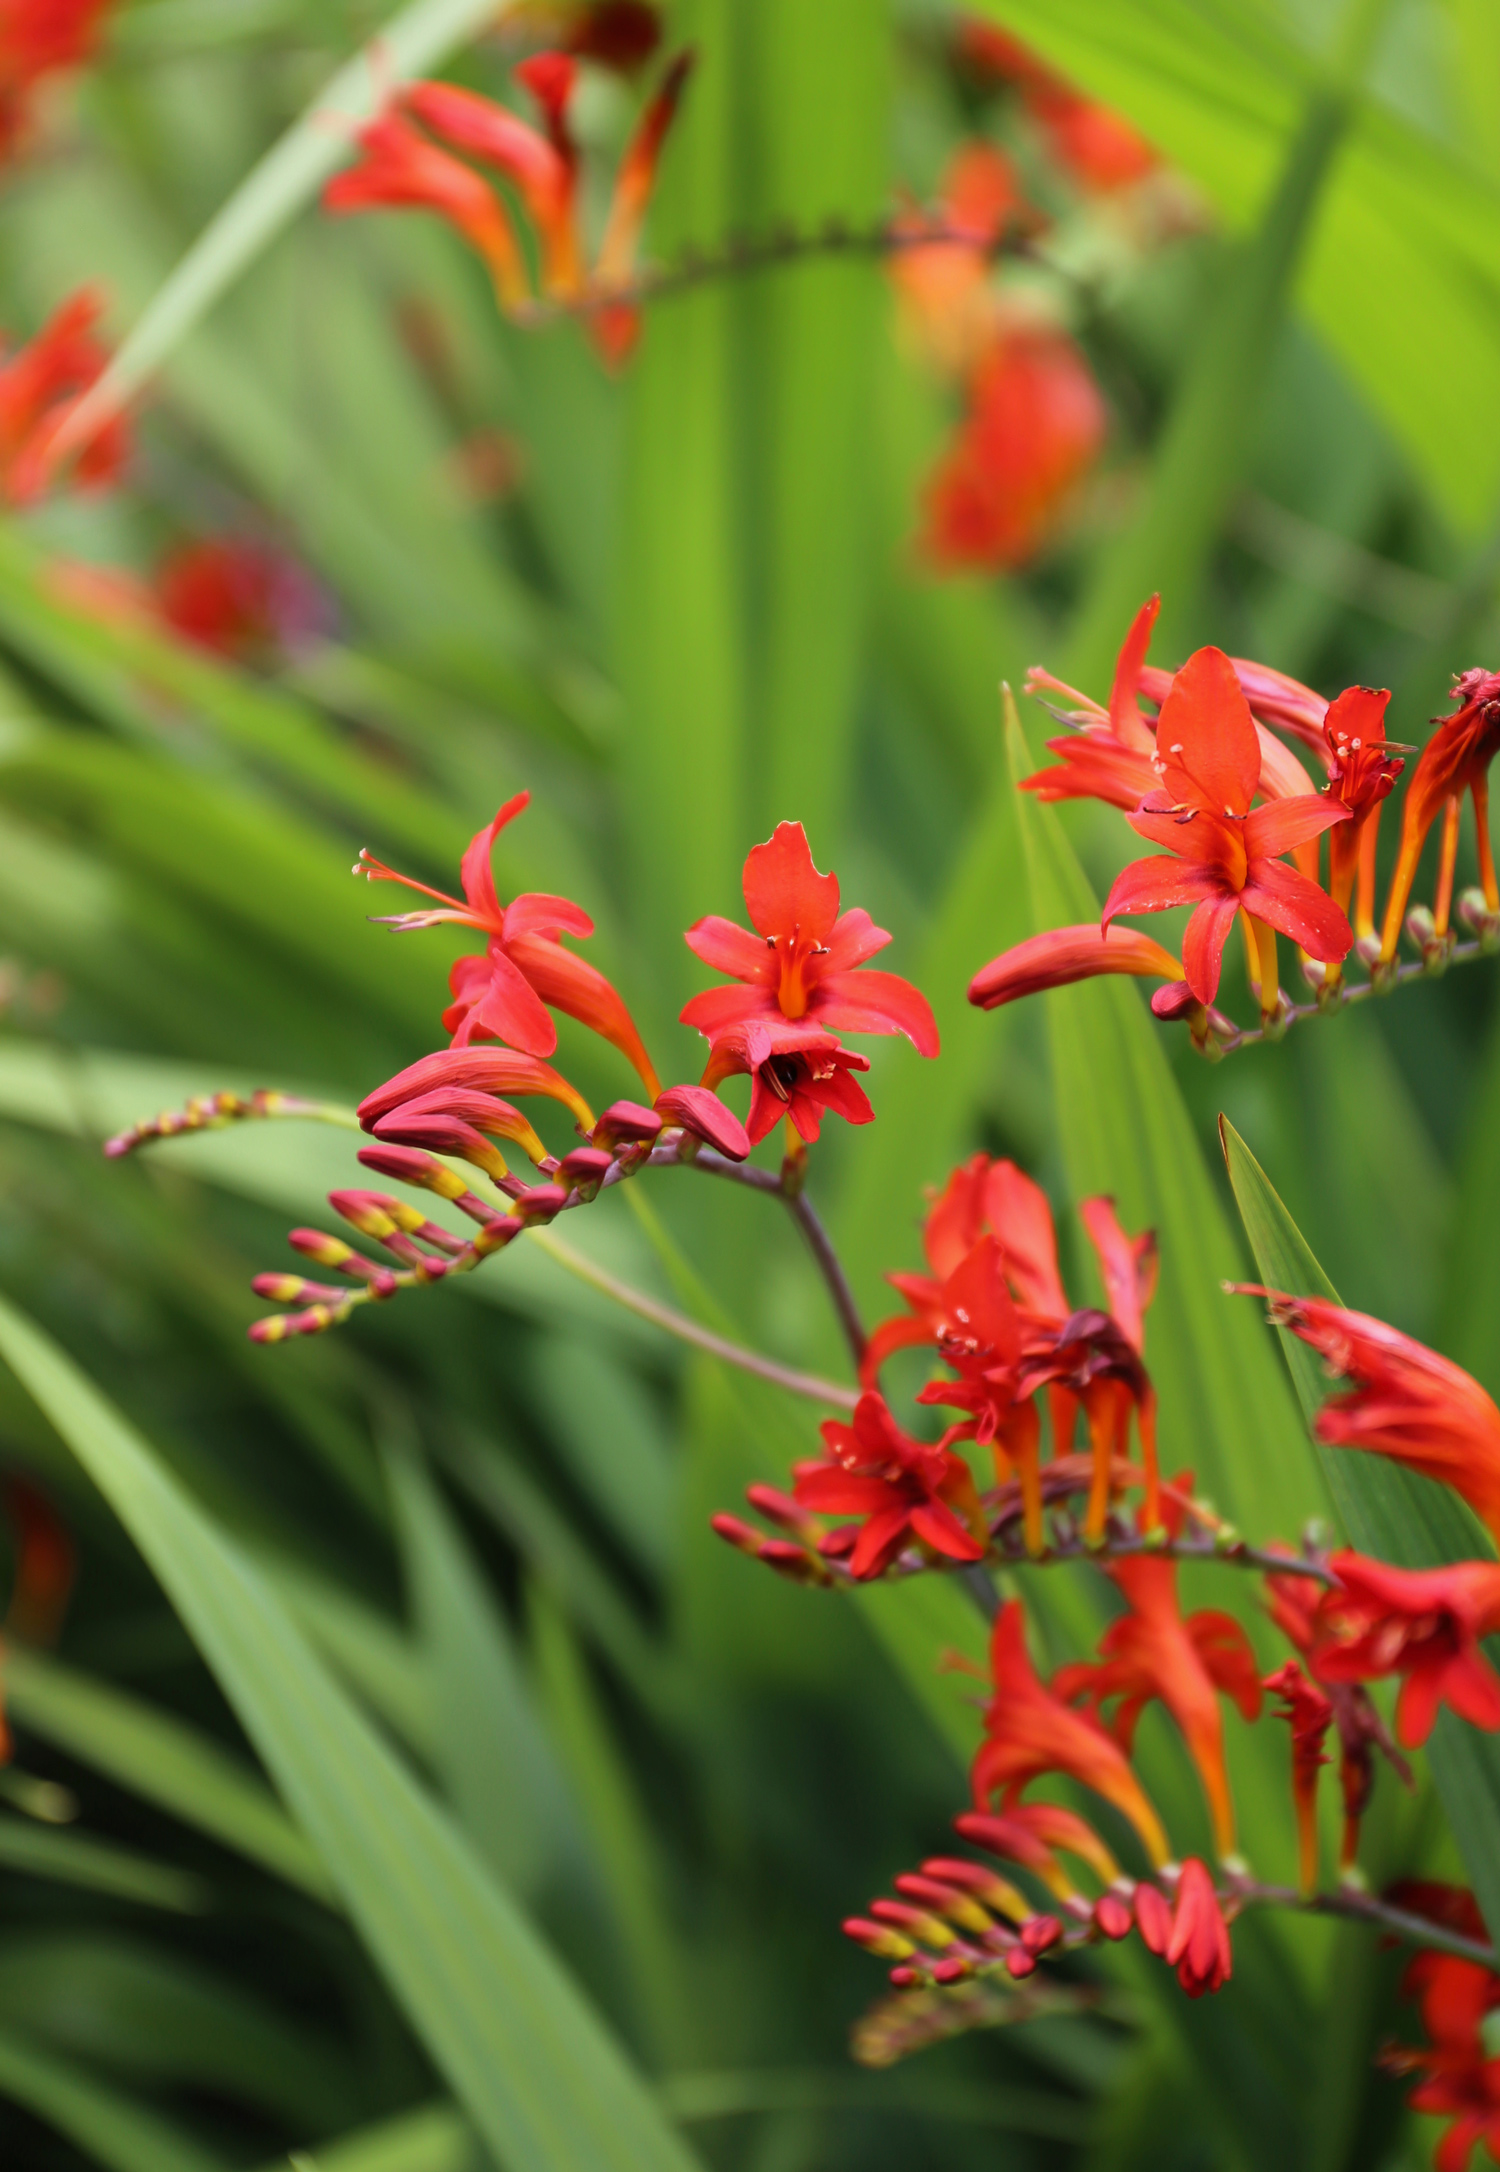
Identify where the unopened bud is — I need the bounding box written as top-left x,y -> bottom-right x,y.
1134,1882 -> 1173,1955
842,1916 -> 915,1960
1020,1914 -> 1062,1954
356,1144 -> 470,1201
930,1956 -> 970,1984
250,1302 -> 343,1343
252,1273 -> 345,1303
1354,931 -> 1383,970
288,1229 -> 355,1268
1093,1891 -> 1133,1940
710,1512 -> 765,1558
329,1189 -> 429,1238
654,1084 -> 750,1162
556,1147 -> 613,1201
511,1182 -> 569,1227
744,1482 -> 815,1536
470,1215 -> 522,1257
1458,887 -> 1500,949
1004,1948 -> 1036,1980
591,1100 -> 662,1151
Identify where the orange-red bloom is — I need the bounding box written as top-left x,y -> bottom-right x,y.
921,323 -> 1105,572
1241,1292 -> 1500,1547
791,1389 -> 985,1580
1379,668 -> 1500,959
155,537 -> 323,663
969,924 -> 1185,1011
324,107 -> 531,306
0,0 -> 111,161
1054,1481 -> 1261,1858
0,287 -> 128,505
698,1017 -> 872,1147
356,791 -> 658,1096
1165,1857 -> 1232,1997
1263,1659 -> 1332,1896
1265,1564 -> 1405,1874
1312,1552 -> 1500,1750
1319,685 -> 1403,935
1387,1932 -> 1500,2172
973,1599 -> 1170,1868
682,821 -> 938,1056
1101,646 -> 1351,1005
405,72 -> 580,293
956,20 -> 1158,195
889,141 -> 1024,380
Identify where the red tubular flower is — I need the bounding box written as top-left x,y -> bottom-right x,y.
591,48 -> 694,363
682,821 -> 938,1057
954,1801 -> 1122,1903
790,1389 -> 985,1579
0,287 -> 128,505
889,141 -> 1024,380
1386,1937 -> 1500,2172
1318,685 -> 1403,938
1102,646 -> 1351,1007
973,1600 -> 1171,1869
699,1018 -> 872,1147
358,1046 -> 596,1136
1379,668 -> 1500,959
1166,1858 -> 1232,1997
1239,1291 -> 1500,1546
1313,1552 -> 1500,1750
1054,1480 -> 1261,1859
920,324 -> 1106,572
955,21 -> 1157,195
404,77 -> 579,293
969,924 -> 1186,1010
155,537 -> 324,663
0,0 -> 110,161
1263,1660 -> 1332,1897
324,107 -> 531,308
652,1083 -> 751,1161
356,792 -> 659,1096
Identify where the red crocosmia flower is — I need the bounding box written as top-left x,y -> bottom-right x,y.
1053,1478 -> 1261,1859
969,924 -> 1186,1011
682,821 -> 938,1055
955,20 -> 1157,195
155,537 -> 324,664
790,1389 -> 985,1580
699,1018 -> 872,1147
889,141 -> 1024,380
0,0 -> 111,161
921,323 -> 1106,572
1264,1564 -> 1406,1874
954,1800 -> 1122,1903
1312,1552 -> 1500,1751
324,107 -> 531,308
1318,685 -> 1403,938
973,1600 -> 1171,1869
358,1045 -> 597,1137
590,49 -> 693,362
1263,1660 -> 1332,1897
1386,1941 -> 1500,2172
1166,1858 -> 1232,1997
652,1083 -> 751,1161
0,287 -> 128,505
355,791 -> 659,1097
1379,667 -> 1500,961
1240,1291 -> 1500,1547
1101,646 -> 1351,1007
404,76 -> 580,294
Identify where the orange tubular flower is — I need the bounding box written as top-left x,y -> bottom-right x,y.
1265,1565 -> 1405,1875
1239,1291 -> 1500,1546
955,20 -> 1158,195
1387,1934 -> 1500,2171
1379,668 -> 1500,959
591,48 -> 694,362
790,1389 -> 985,1580
890,141 -> 1024,380
1054,1481 -> 1261,1859
1312,1553 -> 1500,1751
1102,646 -> 1351,1009
921,323 -> 1106,572
356,791 -> 659,1097
359,1046 -> 596,1139
973,1600 -> 1171,1870
323,108 -> 530,308
404,75 -> 580,293
908,1236 -> 1046,1543
682,821 -> 939,1056
1166,1858 -> 1232,1997
0,287 -> 128,505
698,1017 -> 872,1147
969,925 -> 1185,1011
1319,685 -> 1404,938
1263,1660 -> 1332,1897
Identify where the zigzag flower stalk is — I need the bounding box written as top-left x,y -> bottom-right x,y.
970,595 -> 1500,1053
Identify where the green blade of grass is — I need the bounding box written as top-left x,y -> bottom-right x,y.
0,1814 -> 207,1914
0,2020 -> 231,2172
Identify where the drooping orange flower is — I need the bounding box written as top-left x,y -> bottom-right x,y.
1263,1660 -> 1332,1897
1239,1291 -> 1500,1546
969,923 -> 1187,1011
1379,668 -> 1500,959
355,791 -> 659,1096
973,1599 -> 1170,1869
1053,1479 -> 1261,1858
0,0 -> 112,162
0,287 -> 128,504
682,822 -> 939,1055
921,322 -> 1106,572
1313,1552 -> 1500,1751
791,1389 -> 986,1580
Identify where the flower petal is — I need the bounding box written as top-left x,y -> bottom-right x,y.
456,946 -> 558,1055
810,970 -> 939,1056
1154,645 -> 1261,818
909,1499 -> 985,1561
680,982 -> 778,1040
969,924 -> 1182,1008
654,1084 -> 751,1161
1126,806 -> 1244,868
502,890 -> 595,942
684,913 -> 776,983
1102,855 -> 1225,929
1240,860 -> 1352,963
1243,795 -> 1347,859
458,792 -> 529,924
741,821 -> 840,942
822,907 -> 892,973
508,932 -> 660,1095
1181,894 -> 1241,1005
1108,593 -> 1159,753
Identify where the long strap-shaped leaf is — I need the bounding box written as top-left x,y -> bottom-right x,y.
1221,1116 -> 1500,1938
0,2019 -> 230,2172
0,1293 -> 702,2172
56,0 -> 518,458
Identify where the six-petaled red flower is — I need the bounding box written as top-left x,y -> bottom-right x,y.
791,1389 -> 985,1580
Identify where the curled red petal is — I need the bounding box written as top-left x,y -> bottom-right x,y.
1239,860 -> 1352,964
810,969 -> 939,1056
969,923 -> 1183,1008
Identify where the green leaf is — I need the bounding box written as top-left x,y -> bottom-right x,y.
0,1812 -> 207,1914
257,2104 -> 479,2172
4,1646 -> 332,1901
0,2019 -> 231,2172
0,1293 -> 705,2172
1220,1116 -> 1500,1938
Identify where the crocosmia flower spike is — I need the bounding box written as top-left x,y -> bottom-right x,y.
0,287 -> 128,504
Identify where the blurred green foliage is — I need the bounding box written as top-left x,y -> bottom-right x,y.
0,0 -> 1495,2167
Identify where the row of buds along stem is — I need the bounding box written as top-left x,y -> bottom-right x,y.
103,1088 -> 332,1158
